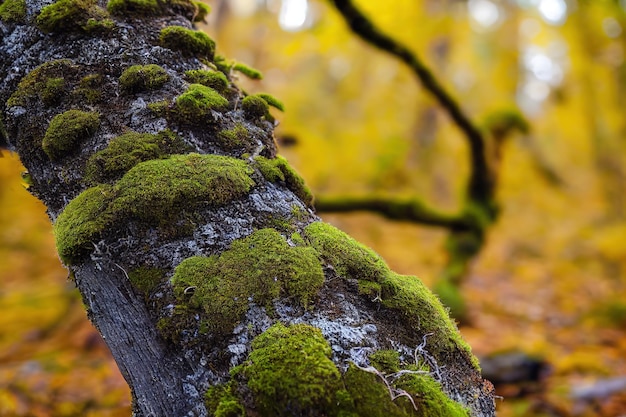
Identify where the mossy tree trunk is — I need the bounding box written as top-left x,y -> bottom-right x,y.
0,1 -> 495,416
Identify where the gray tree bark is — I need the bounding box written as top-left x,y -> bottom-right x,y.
0,1 -> 495,416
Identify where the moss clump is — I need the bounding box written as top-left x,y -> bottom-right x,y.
159,26 -> 215,59
85,130 -> 188,183
342,364 -> 412,417
342,364 -> 469,417
213,55 -> 232,75
192,0 -> 209,22
381,273 -> 477,368
206,331 -> 469,417
174,83 -> 229,124
42,110 -> 100,161
303,221 -> 478,368
128,267 -> 165,295
217,123 -> 249,150
40,77 -> 65,106
393,372 -> 470,416
36,0 -> 113,33
111,153 -> 254,220
257,93 -> 284,111
106,0 -> 161,15
243,323 -> 342,415
304,221 -> 389,283
54,184 -> 116,263
241,94 -> 269,120
231,324 -> 467,416
184,69 -> 229,93
254,156 -> 314,207
74,73 -> 103,104
0,0 -> 26,23
7,60 -> 74,108
232,62 -> 262,80
170,229 -> 324,334
119,64 -> 170,94
54,154 -> 255,264
369,350 -> 401,374
290,231 -> 306,246
205,382 -> 244,417
147,100 -> 169,116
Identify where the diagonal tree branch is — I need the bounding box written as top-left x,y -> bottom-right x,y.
0,0 -> 495,414
329,0 -> 494,203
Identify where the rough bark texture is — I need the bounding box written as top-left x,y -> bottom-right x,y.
0,1 -> 495,416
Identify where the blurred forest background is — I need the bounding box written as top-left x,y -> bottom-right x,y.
1,0 -> 626,415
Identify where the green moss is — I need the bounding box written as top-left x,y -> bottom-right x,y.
54,184 -> 116,263
213,55 -> 232,75
380,273 -> 477,368
394,372 -> 470,416
192,0 -> 209,22
74,73 -> 103,104
256,93 -> 284,111
85,130 -> 188,183
290,231 -> 305,246
147,100 -> 169,116
205,382 -> 244,417
233,325 -> 469,416
54,154 -> 255,264
254,155 -> 284,183
343,364 -> 469,417
119,64 -> 170,94
40,77 -> 65,106
243,323 -> 342,416
174,83 -> 229,124
184,69 -> 229,92
111,153 -> 254,220
342,364 -> 412,417
42,110 -> 100,161
159,26 -> 215,59
303,221 -> 478,368
254,156 -> 314,207
36,0 -> 113,34
0,0 -> 26,23
170,229 -> 324,334
106,0 -> 161,15
357,279 -> 382,299
83,15 -> 114,32
128,267 -> 165,295
7,60 -> 74,108
232,62 -> 262,80
217,123 -> 249,150
203,326 -> 470,416
368,351 -> 400,375
303,221 -> 389,283
241,94 -> 269,120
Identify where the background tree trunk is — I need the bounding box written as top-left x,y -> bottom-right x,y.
0,1 -> 495,415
